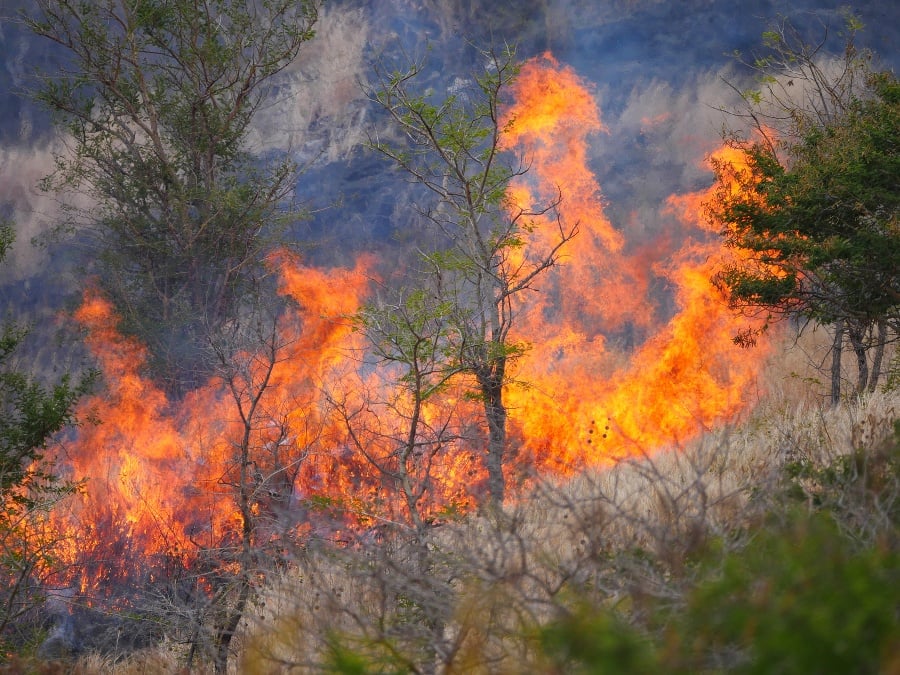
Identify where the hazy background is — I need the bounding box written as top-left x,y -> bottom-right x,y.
1,0 -> 898,364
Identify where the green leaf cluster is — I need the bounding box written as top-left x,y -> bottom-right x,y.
711,70 -> 900,329
672,511 -> 899,674
0,225 -> 93,504
25,0 -> 319,395
0,223 -> 93,648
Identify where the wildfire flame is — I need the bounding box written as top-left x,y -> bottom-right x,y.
42,55 -> 771,595
499,55 -> 771,473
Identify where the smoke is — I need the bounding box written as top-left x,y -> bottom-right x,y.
0,137 -> 90,283
576,67 -> 743,248
247,5 -> 372,163
2,0 -> 898,291
286,0 -> 899,259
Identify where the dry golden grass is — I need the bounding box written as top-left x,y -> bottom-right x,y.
69,645 -> 193,675
61,325 -> 899,672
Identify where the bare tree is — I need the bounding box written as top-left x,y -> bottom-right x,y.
181,302 -> 312,674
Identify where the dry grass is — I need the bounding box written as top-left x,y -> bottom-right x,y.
54,326 -> 900,672
69,645 -> 192,675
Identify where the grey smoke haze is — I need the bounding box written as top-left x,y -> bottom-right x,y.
1,0 -> 898,279
247,5 -> 371,161
278,0 -> 900,262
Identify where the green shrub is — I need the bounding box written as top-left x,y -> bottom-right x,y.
670,512 -> 900,674
537,604 -> 660,674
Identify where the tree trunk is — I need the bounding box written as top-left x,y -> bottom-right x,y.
213,395 -> 258,674
482,380 -> 507,506
213,466 -> 254,674
213,577 -> 251,674
868,319 -> 887,393
831,320 -> 844,406
847,322 -> 869,394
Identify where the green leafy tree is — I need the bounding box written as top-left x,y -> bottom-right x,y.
25,0 -> 319,396
0,222 -> 92,650
326,285 -> 467,668
536,602 -> 660,675
370,45 -> 576,505
671,511 -> 900,674
708,13 -> 900,403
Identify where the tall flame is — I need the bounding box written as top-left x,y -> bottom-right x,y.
501,55 -> 771,472
42,55 -> 771,595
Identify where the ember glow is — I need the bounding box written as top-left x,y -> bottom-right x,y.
43,55 -> 771,593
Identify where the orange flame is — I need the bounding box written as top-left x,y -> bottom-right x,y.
42,55 -> 772,595
500,54 -> 656,336
502,56 -> 771,473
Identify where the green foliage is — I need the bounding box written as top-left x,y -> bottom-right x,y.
25,0 -> 319,395
0,223 -> 93,648
672,512 -> 899,674
0,225 -> 93,505
357,287 -> 461,400
323,641 -> 371,675
0,224 -> 12,261
709,16 -> 898,398
370,43 -> 575,504
711,70 -> 900,326
537,603 -> 660,674
322,634 -> 410,675
1,368 -> 81,494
